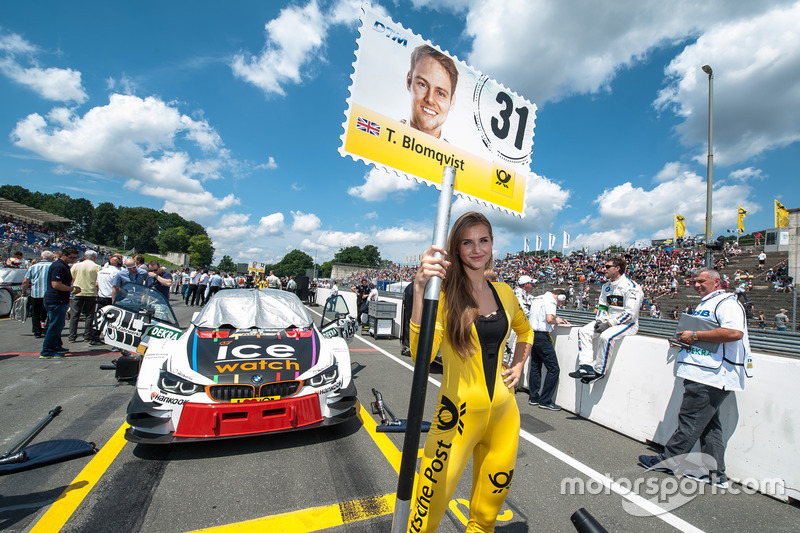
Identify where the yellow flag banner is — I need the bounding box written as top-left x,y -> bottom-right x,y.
775,200 -> 789,228
675,214 -> 686,239
737,206 -> 747,233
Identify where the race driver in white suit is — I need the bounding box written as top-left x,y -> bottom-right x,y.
569,256 -> 643,383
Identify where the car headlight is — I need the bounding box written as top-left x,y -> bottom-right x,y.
308,365 -> 339,388
158,371 -> 204,396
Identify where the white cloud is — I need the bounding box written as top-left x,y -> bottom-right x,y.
374,226 -> 427,243
463,0 -> 792,105
450,171 -> 570,233
728,167 -> 765,182
0,31 -> 39,55
291,210 -> 321,233
231,0 -> 367,96
347,167 -> 419,201
257,213 -> 286,235
583,161 -> 754,241
365,211 -> 378,219
654,1 -> 800,165
0,30 -> 87,102
231,0 -> 327,96
11,93 -> 238,220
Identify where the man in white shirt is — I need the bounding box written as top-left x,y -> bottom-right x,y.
266,270 -> 281,289
527,289 -> 570,411
96,254 -> 122,309
638,267 -> 751,488
506,275 -> 534,365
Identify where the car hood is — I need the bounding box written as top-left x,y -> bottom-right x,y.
178,327 -> 324,385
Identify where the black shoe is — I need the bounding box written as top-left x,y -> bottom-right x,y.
638,454 -> 673,474
528,398 -> 539,406
67,337 -> 77,342
55,347 -> 69,353
682,470 -> 729,489
89,340 -> 104,346
538,402 -> 562,411
581,373 -> 605,384
34,333 -> 43,338
568,365 -> 596,379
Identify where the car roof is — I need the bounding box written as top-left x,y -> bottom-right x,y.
192,288 -> 313,330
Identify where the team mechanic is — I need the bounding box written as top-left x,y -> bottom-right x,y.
409,212 -> 533,532
569,256 -> 643,383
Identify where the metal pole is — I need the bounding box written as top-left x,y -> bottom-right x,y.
391,166 -> 455,533
703,65 -> 714,267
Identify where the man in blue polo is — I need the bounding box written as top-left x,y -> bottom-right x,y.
22,250 -> 55,338
41,246 -> 80,358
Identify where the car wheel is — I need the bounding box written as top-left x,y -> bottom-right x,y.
0,288 -> 13,317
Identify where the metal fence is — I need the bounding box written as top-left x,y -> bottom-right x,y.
558,309 -> 800,358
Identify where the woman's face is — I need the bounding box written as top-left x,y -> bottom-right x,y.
457,223 -> 492,272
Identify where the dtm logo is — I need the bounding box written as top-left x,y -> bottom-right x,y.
216,344 -> 295,361
489,469 -> 514,493
436,395 -> 466,435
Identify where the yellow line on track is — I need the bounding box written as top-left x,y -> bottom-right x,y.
189,493 -> 396,533
29,422 -> 130,533
191,404 -> 413,532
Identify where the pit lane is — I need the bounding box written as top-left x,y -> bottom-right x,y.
1,293 -> 797,532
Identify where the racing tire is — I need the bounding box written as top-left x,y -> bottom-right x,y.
0,288 -> 13,317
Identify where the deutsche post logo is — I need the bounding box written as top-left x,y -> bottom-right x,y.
490,166 -> 515,198
489,469 -> 514,493
436,395 -> 466,435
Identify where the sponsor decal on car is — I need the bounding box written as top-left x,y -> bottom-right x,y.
231,395 -> 280,403
147,324 -> 183,341
215,360 -> 300,373
151,392 -> 188,405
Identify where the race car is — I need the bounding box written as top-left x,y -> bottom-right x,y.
125,288 -> 359,444
95,282 -> 181,380
0,267 -> 25,317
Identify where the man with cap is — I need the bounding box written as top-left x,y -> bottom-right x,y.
775,309 -> 789,331
505,275 -> 535,370
527,288 -> 571,410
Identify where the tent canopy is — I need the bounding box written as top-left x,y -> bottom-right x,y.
0,197 -> 73,225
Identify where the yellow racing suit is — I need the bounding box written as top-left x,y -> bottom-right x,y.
408,282 -> 533,532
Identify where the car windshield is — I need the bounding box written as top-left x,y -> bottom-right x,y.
321,294 -> 351,330
112,282 -> 179,326
0,268 -> 26,285
192,288 -> 313,330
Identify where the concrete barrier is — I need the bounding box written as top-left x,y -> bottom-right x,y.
551,327 -> 798,502
316,288 -> 798,501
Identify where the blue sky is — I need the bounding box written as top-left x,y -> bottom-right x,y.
1,0 -> 798,264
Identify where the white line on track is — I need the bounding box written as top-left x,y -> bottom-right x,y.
328,311 -> 705,533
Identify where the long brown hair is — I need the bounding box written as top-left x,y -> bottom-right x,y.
443,212 -> 494,358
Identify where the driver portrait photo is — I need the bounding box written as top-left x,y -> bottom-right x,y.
404,44 -> 459,140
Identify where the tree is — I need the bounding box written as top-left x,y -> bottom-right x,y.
117,207 -> 159,252
89,202 -> 118,245
0,184 -> 31,203
276,249 -> 313,277
156,226 -> 190,254
361,244 -> 381,267
320,260 -> 333,278
217,255 -> 236,272
65,198 -> 94,238
188,234 -> 214,267
183,220 -> 207,237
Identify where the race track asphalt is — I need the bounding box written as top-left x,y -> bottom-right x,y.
1,291 -> 797,532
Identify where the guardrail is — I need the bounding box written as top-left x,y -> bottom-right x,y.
558,309 -> 800,358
